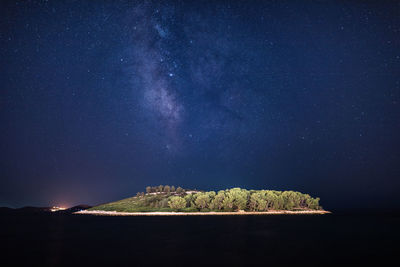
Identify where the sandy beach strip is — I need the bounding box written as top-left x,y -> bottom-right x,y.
74,210 -> 331,216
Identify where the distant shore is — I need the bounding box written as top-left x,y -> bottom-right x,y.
75,210 -> 331,216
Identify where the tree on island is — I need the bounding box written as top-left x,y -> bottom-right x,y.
194,192 -> 213,209
250,192 -> 267,211
176,186 -> 183,194
222,188 -> 248,211
164,185 -> 171,193
168,196 -> 186,210
209,191 -> 225,210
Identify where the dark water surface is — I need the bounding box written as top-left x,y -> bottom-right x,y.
1,212 -> 399,266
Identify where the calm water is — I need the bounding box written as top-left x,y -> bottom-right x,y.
1,212 -> 399,266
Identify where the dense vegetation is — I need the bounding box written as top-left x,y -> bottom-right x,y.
89,186 -> 322,212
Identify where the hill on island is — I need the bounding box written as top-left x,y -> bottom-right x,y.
89,186 -> 323,213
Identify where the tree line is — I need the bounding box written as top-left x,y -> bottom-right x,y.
137,186 -> 322,211
144,185 -> 186,194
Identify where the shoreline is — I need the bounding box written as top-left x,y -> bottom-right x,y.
74,210 -> 331,216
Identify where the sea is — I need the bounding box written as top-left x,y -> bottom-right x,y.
1,211 -> 399,266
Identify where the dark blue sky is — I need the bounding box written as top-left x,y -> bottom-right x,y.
1,0 -> 399,210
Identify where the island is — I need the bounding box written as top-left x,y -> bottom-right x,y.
76,186 -> 330,216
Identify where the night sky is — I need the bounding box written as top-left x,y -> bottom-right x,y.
1,0 -> 399,210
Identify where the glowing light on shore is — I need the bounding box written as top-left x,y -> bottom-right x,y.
50,206 -> 67,212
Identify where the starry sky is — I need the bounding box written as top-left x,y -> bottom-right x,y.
1,0 -> 399,210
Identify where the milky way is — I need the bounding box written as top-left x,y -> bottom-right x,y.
123,4 -> 182,153
124,2 -> 265,155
